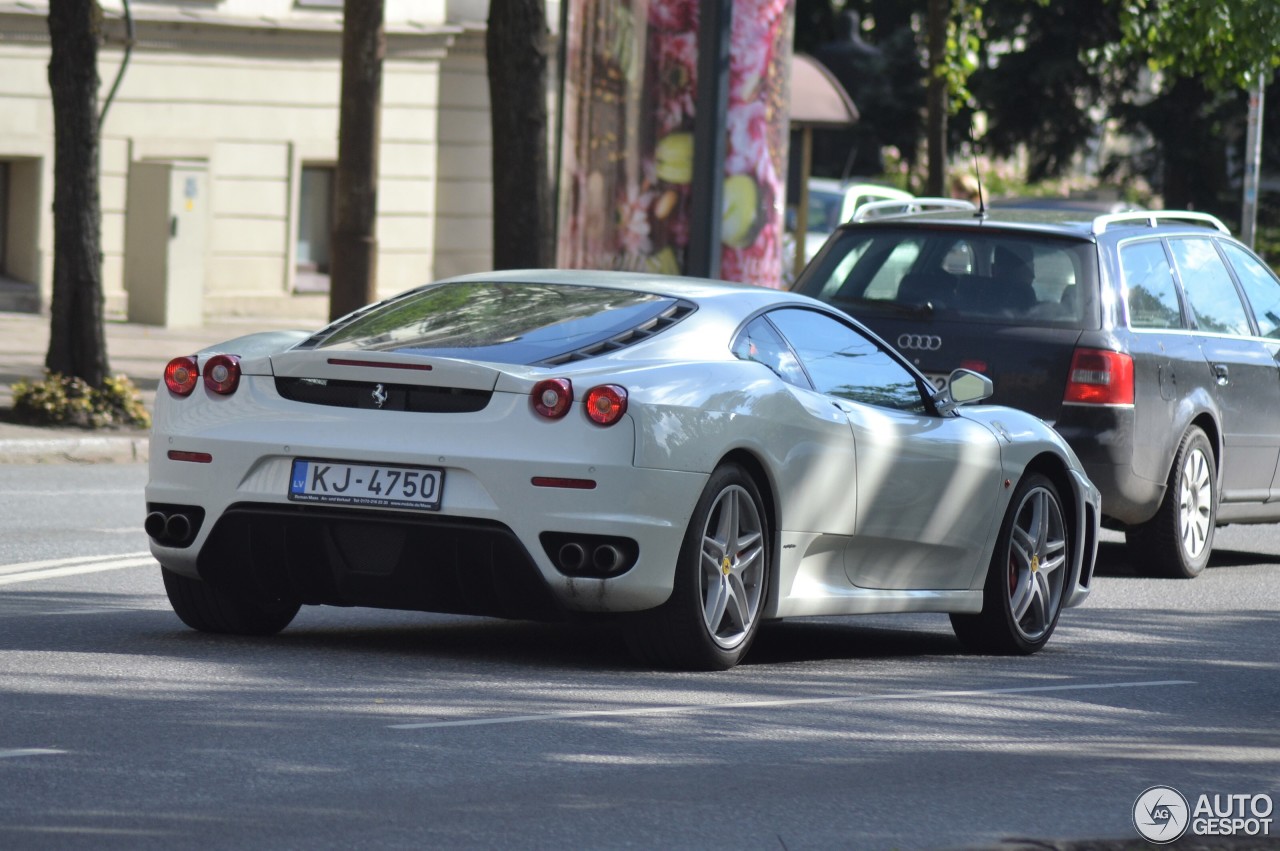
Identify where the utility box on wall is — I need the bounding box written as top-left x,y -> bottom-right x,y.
124,160 -> 207,327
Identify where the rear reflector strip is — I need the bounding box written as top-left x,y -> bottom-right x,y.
531,477 -> 597,490
326,358 -> 432,371
168,450 -> 213,463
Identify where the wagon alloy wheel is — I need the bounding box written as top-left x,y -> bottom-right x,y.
950,473 -> 1069,654
698,484 -> 766,650
1125,426 -> 1217,579
624,463 -> 771,670
1178,445 -> 1213,562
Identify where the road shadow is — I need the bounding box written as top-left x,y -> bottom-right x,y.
1094,538 -> 1280,577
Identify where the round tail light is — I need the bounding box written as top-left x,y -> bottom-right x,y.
585,384 -> 628,425
203,354 -> 241,395
163,356 -> 200,397
532,378 -> 573,419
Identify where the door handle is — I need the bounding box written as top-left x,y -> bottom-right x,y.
1212,363 -> 1230,386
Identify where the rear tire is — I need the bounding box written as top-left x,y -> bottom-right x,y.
1124,426 -> 1215,579
624,463 -> 770,670
951,473 -> 1069,654
162,567 -> 300,635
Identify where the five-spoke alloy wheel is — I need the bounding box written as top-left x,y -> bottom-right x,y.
625,463 -> 770,670
952,473 -> 1069,654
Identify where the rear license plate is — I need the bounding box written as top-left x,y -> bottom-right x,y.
924,372 -> 949,391
288,459 -> 443,511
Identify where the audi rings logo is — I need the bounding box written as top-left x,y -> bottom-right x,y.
897,334 -> 943,351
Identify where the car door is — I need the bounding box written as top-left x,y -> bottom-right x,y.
764,307 -> 1004,591
1219,241 -> 1280,501
1169,236 -> 1280,503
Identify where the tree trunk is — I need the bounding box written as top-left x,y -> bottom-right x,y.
487,0 -> 551,270
329,0 -> 384,322
46,0 -> 109,386
925,0 -> 949,197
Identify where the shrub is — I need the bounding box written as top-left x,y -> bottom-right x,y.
11,371 -> 151,430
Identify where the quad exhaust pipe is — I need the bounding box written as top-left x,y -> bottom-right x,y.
145,509 -> 200,548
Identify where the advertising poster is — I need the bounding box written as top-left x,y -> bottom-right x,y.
557,0 -> 793,289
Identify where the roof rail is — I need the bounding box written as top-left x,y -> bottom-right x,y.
1091,210 -> 1230,235
852,197 -> 977,222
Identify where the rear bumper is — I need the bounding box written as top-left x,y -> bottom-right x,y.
146,382 -> 709,614
1055,404 -> 1164,525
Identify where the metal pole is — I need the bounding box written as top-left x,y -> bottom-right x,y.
1242,73 -> 1265,249
686,0 -> 733,280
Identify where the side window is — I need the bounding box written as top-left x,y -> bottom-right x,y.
1121,240 -> 1182,329
1222,242 -> 1280,338
1169,238 -> 1253,336
765,308 -> 928,413
731,317 -> 809,388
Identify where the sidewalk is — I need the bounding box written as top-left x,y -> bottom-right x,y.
0,311 -> 317,464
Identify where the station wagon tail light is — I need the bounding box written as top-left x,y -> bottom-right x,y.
586,384 -> 628,425
203,354 -> 241,395
532,378 -> 573,419
164,356 -> 200,397
1064,348 -> 1134,405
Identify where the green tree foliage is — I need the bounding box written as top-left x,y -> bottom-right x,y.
966,0 -> 1127,183
1117,0 -> 1280,89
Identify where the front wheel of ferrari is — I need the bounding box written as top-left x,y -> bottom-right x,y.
162,567 -> 300,636
950,473 -> 1069,655
624,463 -> 770,670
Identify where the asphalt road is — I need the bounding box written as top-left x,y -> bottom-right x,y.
1,462 -> 1277,850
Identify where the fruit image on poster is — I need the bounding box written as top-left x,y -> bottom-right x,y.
557,0 -> 793,289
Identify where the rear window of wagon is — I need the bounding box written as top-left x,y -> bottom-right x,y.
799,227 -> 1100,329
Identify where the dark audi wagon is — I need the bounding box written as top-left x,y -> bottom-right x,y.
795,205 -> 1280,578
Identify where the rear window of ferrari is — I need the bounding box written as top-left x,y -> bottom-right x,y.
298,281 -> 694,365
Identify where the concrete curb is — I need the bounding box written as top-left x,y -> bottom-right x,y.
0,434 -> 149,465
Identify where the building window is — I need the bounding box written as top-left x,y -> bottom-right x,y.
296,165 -> 334,293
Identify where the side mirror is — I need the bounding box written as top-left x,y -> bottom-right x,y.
934,368 -> 993,414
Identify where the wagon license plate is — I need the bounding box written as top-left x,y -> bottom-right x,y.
924,372 -> 949,391
288,459 -> 443,511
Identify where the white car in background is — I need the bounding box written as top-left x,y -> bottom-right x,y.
794,179 -> 915,260
146,270 -> 1099,670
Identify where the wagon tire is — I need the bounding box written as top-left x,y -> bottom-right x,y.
1124,426 -> 1216,579
162,567 -> 300,635
624,463 -> 769,671
951,473 -> 1069,654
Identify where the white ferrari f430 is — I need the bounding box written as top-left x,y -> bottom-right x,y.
146,270 -> 1100,669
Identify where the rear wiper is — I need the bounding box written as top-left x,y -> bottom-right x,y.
836,297 -> 934,318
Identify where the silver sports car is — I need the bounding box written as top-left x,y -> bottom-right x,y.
146,270 -> 1100,670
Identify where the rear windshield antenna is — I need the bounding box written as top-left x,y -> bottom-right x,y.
969,127 -> 987,217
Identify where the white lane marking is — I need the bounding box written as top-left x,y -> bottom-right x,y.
388,679 -> 1195,730
0,749 -> 66,759
6,490 -> 140,497
0,554 -> 156,586
0,552 -> 151,575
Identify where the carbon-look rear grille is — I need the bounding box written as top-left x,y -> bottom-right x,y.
275,377 -> 490,413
